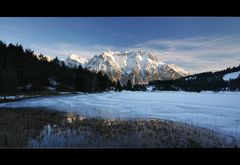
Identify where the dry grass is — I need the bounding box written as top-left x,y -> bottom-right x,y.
0,108 -> 65,147
0,108 -> 237,148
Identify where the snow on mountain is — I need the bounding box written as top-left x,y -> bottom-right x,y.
159,64 -> 189,80
85,51 -> 122,82
33,52 -> 52,62
32,50 -> 189,85
223,71 -> 240,81
63,50 -> 189,85
165,64 -> 190,76
64,54 -> 88,68
85,50 -> 189,85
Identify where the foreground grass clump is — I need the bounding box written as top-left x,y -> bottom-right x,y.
0,108 -> 236,148
0,108 -> 65,147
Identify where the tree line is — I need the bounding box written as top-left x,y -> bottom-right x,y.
0,41 -> 115,96
149,65 -> 240,92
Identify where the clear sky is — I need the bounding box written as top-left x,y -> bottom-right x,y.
0,17 -> 240,73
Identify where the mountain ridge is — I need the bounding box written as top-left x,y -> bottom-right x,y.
64,50 -> 189,85
64,54 -> 88,68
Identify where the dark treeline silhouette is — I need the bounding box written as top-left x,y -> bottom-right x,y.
149,65 -> 240,92
0,41 -> 114,96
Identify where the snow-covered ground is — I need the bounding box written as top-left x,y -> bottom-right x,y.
0,91 -> 240,137
223,71 -> 240,81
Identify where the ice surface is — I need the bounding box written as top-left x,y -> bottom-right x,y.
1,91 -> 240,137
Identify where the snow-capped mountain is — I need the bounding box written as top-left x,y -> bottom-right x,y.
33,52 -> 52,62
85,51 -> 122,82
84,50 -> 189,85
159,64 -> 190,80
64,54 -> 88,68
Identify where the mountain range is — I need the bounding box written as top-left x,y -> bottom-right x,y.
62,50 -> 189,85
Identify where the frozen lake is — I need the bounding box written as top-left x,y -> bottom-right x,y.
1,91 -> 240,137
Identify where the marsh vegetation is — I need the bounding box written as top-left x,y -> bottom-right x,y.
0,108 -> 236,148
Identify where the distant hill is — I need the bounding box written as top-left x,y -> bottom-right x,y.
149,65 -> 240,92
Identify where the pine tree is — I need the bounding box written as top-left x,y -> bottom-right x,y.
126,79 -> 132,90
116,79 -> 122,91
0,65 -> 18,99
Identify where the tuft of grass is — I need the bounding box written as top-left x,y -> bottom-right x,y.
0,108 -> 65,147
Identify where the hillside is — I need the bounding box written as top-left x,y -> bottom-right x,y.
149,65 -> 240,92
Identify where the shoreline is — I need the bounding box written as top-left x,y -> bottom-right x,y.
1,90 -> 240,103
0,107 -> 237,148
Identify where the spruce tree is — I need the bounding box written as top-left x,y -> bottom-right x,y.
126,79 -> 132,90
116,79 -> 122,91
0,65 -> 18,99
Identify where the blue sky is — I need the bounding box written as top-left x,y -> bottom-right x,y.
0,17 -> 240,73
